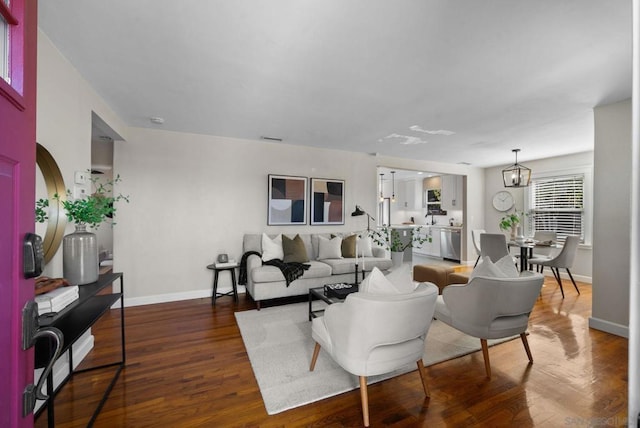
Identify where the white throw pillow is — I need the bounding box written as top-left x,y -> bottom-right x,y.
469,256 -> 507,279
261,233 -> 284,262
360,267 -> 402,295
383,267 -> 417,294
495,255 -> 520,278
357,235 -> 374,257
317,235 -> 343,260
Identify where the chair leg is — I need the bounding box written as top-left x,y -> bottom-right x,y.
416,359 -> 430,397
309,342 -> 321,371
480,339 -> 491,378
566,269 -> 580,295
520,333 -> 533,363
474,255 -> 480,268
359,376 -> 370,427
552,267 -> 565,298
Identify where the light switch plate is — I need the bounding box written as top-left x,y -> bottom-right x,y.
74,171 -> 87,184
73,185 -> 88,199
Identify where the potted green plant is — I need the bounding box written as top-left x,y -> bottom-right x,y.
499,210 -> 523,240
369,226 -> 429,267
36,174 -> 128,285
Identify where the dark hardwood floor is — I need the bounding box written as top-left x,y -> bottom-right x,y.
35,275 -> 628,427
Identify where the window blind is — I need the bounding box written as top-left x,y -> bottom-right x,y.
529,175 -> 584,242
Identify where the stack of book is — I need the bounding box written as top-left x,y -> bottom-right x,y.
215,259 -> 237,268
35,285 -> 80,315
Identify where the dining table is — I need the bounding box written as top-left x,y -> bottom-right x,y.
508,239 -> 560,272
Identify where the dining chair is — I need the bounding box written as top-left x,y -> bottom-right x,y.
528,235 -> 580,298
471,229 -> 485,267
530,231 -> 558,272
434,271 -> 544,377
309,281 -> 439,427
479,233 -> 510,262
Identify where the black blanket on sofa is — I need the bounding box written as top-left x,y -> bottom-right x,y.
238,251 -> 310,287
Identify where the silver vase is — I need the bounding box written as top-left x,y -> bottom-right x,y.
63,224 -> 99,285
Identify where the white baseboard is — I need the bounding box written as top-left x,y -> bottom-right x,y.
123,285 -> 246,307
540,270 -> 592,284
588,317 -> 629,338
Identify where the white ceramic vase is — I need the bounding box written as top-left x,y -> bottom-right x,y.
391,251 -> 404,268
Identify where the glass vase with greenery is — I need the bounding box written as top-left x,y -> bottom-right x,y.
499,210 -> 524,238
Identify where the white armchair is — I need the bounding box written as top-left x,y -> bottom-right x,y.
309,282 -> 439,427
434,271 -> 544,378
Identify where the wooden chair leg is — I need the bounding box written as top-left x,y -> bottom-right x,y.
416,359 -> 430,397
566,269 -> 580,294
359,376 -> 370,427
480,339 -> 491,378
521,332 -> 533,363
309,342 -> 321,371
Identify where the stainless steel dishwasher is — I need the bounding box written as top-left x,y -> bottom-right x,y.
440,228 -> 461,262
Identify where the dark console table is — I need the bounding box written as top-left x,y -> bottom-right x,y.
35,272 -> 125,427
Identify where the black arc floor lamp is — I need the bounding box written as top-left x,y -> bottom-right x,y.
351,205 -> 375,231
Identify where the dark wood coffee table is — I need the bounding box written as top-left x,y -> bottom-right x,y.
308,284 -> 358,321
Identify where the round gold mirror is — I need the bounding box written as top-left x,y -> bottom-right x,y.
36,143 -> 67,263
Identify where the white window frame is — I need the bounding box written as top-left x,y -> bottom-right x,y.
524,166 -> 593,246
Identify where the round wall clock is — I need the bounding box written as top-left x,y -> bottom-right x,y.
492,191 -> 514,212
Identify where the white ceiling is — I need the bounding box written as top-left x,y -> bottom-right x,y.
38,1 -> 632,168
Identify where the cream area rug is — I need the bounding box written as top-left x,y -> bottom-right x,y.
235,301 -> 517,415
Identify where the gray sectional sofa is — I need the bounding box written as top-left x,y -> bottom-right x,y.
242,233 -> 393,309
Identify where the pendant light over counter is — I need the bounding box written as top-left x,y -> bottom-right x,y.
391,171 -> 396,202
502,149 -> 531,188
379,173 -> 384,202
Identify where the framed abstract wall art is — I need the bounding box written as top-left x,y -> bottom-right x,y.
267,174 -> 308,225
310,178 -> 344,225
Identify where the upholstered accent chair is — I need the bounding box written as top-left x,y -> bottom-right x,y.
434,271 -> 544,378
309,282 -> 439,427
529,235 -> 580,298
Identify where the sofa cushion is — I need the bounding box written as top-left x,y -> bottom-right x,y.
261,233 -> 283,262
320,258 -> 356,275
384,267 -> 418,294
494,254 -> 519,277
341,234 -> 357,258
360,267 -> 404,295
357,235 -> 374,257
317,235 -> 343,260
251,260 -> 332,283
282,234 -> 310,263
469,256 -> 507,279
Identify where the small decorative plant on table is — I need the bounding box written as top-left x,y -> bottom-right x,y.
499,210 -> 524,240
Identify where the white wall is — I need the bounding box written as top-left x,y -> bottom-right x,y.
36,28 -> 485,305
483,152 -> 594,282
591,98 -> 632,337
112,128 -> 484,304
36,30 -> 128,277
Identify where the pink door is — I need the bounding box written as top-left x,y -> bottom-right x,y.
0,1 -> 38,427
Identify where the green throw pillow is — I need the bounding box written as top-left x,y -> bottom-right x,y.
282,234 -> 309,263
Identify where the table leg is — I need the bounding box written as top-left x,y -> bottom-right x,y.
230,269 -> 238,302
212,270 -> 220,306
520,247 -> 528,272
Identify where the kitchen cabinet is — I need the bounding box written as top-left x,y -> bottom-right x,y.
398,179 -> 424,210
413,227 -> 441,258
441,175 -> 463,211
